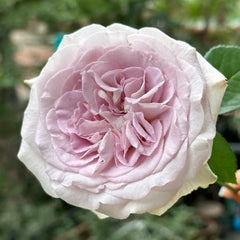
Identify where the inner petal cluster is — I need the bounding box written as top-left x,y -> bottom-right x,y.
40,45 -> 190,182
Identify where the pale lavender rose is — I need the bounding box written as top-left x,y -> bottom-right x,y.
18,23 -> 226,219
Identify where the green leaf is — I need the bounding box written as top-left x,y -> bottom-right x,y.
208,132 -> 237,184
205,45 -> 240,114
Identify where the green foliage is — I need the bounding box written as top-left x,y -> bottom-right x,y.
86,206 -> 204,240
186,0 -> 236,19
0,92 -> 21,137
0,194 -> 205,240
0,38 -> 19,88
208,132 -> 237,184
205,45 -> 240,114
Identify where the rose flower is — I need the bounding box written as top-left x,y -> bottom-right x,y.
18,24 -> 226,219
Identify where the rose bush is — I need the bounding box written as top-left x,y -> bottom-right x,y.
18,23 -> 226,219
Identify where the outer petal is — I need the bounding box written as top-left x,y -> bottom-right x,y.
107,23 -> 137,35
20,82 -> 40,148
151,164 -> 216,216
18,81 -> 58,198
197,53 -> 227,121
92,165 -> 216,219
138,27 -> 194,62
18,140 -> 58,198
50,180 -> 126,211
36,45 -> 81,94
58,24 -> 107,49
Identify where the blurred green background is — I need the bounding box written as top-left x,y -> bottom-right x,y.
1,0 -> 240,239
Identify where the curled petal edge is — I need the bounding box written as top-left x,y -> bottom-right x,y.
93,164 -> 216,218
150,164 -> 216,216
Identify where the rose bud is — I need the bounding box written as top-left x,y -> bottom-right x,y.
219,170 -> 240,202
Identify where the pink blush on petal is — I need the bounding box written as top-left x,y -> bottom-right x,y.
41,45 -> 193,190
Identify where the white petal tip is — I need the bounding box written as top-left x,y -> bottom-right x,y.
24,77 -> 38,86
92,210 -> 109,219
